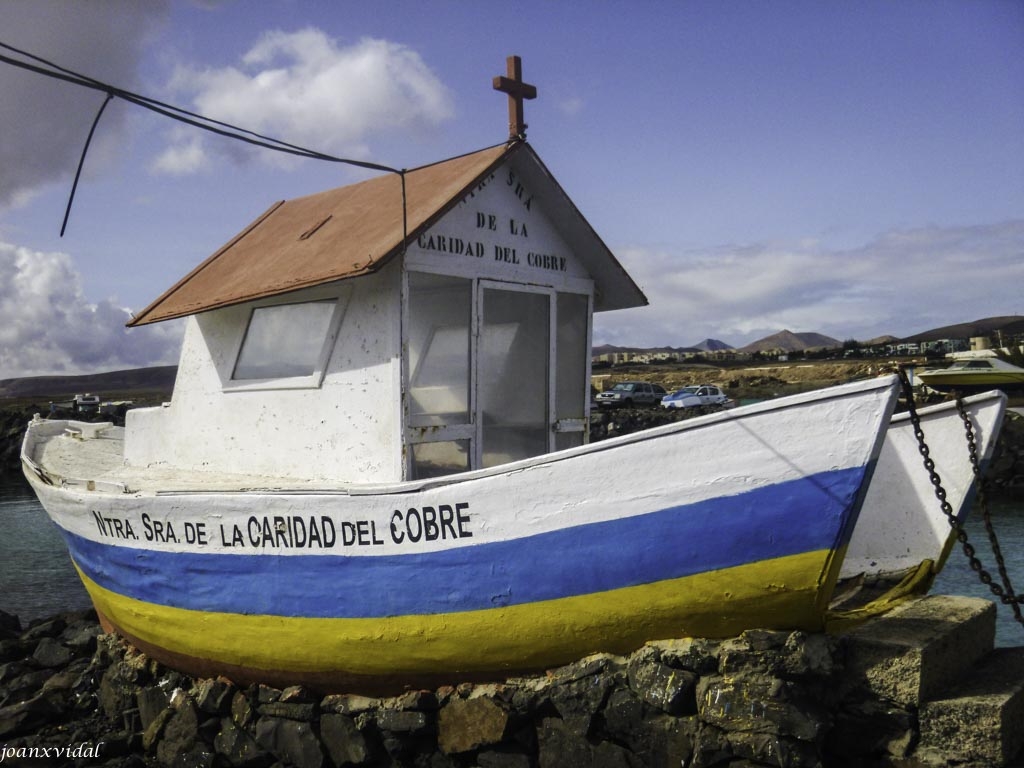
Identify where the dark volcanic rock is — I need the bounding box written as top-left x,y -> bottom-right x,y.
0,601 -> 1016,767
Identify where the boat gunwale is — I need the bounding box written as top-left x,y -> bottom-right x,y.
890,389 -> 1007,425
22,374 -> 901,497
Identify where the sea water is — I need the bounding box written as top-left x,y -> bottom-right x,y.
2,470 -> 1024,644
932,495 -> 1024,647
0,472 -> 91,622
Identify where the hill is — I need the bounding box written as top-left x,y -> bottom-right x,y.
900,315 -> 1024,343
593,316 -> 1023,358
863,334 -> 899,346
692,338 -> 733,351
0,366 -> 177,401
740,330 -> 841,354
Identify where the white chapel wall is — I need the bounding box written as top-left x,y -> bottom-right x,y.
124,262 -> 403,483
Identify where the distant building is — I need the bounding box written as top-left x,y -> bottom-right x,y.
702,348 -> 743,361
592,350 -> 688,365
892,342 -> 920,355
971,336 -> 991,352
920,338 -> 969,354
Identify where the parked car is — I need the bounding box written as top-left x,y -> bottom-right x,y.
595,381 -> 668,408
661,384 -> 733,410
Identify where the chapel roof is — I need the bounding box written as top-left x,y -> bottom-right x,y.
129,141 -> 646,326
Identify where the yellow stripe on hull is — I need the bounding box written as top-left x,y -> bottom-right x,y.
77,548 -> 836,689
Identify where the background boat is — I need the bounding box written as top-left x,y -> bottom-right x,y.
916,356 -> 1024,394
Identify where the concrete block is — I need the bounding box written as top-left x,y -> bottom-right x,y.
918,646 -> 1024,766
840,594 -> 996,706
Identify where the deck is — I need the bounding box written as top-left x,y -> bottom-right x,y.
21,419 -> 341,495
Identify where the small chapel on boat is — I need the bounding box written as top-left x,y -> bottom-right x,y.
123,57 -> 647,484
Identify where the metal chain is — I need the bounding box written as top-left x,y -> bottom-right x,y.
897,368 -> 1024,626
956,394 -> 1024,617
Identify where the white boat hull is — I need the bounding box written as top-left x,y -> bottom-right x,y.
22,377 -> 899,691
842,390 -> 1006,580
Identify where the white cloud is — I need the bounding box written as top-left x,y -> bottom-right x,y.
596,220 -> 1024,348
158,31 -> 455,170
0,242 -> 182,378
151,133 -> 208,175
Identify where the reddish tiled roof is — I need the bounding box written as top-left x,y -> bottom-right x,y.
129,142 -> 645,325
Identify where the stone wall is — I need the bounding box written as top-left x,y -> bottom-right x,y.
989,410 -> 1024,494
2,596 -> 1020,768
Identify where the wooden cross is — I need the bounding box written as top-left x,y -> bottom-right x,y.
493,55 -> 536,140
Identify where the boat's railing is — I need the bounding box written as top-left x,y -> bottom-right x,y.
350,375 -> 902,497
148,375 -> 900,497
20,416 -> 128,494
22,377 -> 902,498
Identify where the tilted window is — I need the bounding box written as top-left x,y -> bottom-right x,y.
229,298 -> 344,389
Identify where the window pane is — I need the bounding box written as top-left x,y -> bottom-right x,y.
556,292 -> 589,421
233,301 -> 336,380
555,432 -> 584,451
408,273 -> 471,426
480,288 -> 549,466
411,440 -> 470,479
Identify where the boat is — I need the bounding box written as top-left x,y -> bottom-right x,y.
15,73 -> 1006,691
833,390 -> 1006,617
22,376 -> 898,692
915,355 -> 1024,394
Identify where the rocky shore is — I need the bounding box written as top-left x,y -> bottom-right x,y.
2,595 -> 1017,768
0,409 -> 32,474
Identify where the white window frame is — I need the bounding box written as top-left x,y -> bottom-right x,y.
224,286 -> 350,392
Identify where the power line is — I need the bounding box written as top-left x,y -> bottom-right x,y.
0,39 -> 408,235
0,40 -> 402,173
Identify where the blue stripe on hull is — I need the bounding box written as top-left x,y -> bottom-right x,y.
62,467 -> 865,618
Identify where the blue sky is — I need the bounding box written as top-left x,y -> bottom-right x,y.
1,0 -> 1022,377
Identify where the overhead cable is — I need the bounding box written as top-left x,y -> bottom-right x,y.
0,39 -> 410,236
0,40 -> 401,173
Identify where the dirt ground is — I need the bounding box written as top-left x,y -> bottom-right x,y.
592,359 -> 897,401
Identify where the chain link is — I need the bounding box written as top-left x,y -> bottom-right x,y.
896,368 -> 1024,627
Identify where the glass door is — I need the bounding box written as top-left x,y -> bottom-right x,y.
406,271 -> 591,479
554,291 -> 590,450
478,285 -> 551,468
406,272 -> 473,478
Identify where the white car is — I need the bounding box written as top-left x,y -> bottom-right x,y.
661,384 -> 732,410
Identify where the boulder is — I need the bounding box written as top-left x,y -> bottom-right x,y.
438,696 -> 510,754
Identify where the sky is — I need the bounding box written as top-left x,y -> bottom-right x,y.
0,0 -> 1022,378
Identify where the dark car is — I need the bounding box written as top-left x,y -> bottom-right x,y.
595,381 -> 667,408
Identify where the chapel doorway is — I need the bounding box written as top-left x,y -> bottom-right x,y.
406,272 -> 590,479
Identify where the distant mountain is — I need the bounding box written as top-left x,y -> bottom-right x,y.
863,335 -> 899,346
592,344 -> 701,355
692,338 -> 733,352
591,316 -> 1024,359
900,316 -> 1024,344
0,366 -> 177,400
740,330 -> 841,354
